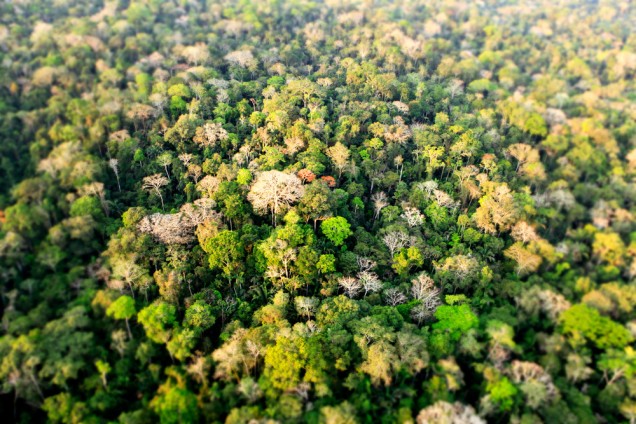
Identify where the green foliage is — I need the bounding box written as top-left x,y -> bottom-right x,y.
2,1 -> 636,422
433,304 -> 479,342
138,302 -> 177,344
106,295 -> 136,321
321,216 -> 352,246
560,304 -> 633,350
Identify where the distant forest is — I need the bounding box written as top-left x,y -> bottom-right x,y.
1,0 -> 636,423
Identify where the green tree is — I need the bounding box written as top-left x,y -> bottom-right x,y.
137,301 -> 177,344
321,216 -> 352,247
106,295 -> 136,339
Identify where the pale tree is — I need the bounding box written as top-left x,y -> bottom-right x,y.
237,377 -> 263,404
212,328 -> 263,382
372,191 -> 389,220
138,212 -> 195,245
448,78 -> 464,99
565,353 -> 593,383
382,230 -> 410,257
156,152 -> 173,179
127,104 -> 156,130
356,256 -> 376,272
326,142 -> 350,179
433,189 -> 459,209
196,175 -> 220,198
224,49 -> 257,69
510,221 -> 540,243
415,180 -> 438,197
247,171 -> 304,226
178,153 -> 194,167
193,122 -> 228,149
383,288 -> 407,306
110,256 -> 148,300
149,93 -> 167,114
504,242 -> 542,275
187,355 -> 211,387
294,296 -> 320,320
410,273 -> 441,323
142,174 -> 169,210
108,158 -> 121,192
339,276 -> 362,298
187,164 -> 203,183
507,360 -> 558,409
354,271 -> 381,297
506,143 -> 539,172
474,183 -> 518,234
416,401 -> 485,424
181,43 -> 210,66
394,155 -> 404,181
79,182 -> 109,216
401,205 -> 425,227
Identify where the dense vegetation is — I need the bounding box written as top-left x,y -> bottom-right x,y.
1,0 -> 636,422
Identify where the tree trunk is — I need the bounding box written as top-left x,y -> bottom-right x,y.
125,318 -> 133,340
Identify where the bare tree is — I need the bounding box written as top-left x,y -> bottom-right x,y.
416,401 -> 484,424
401,205 -> 424,227
194,122 -> 228,149
339,276 -> 362,298
247,171 -> 304,226
110,257 -> 146,299
384,288 -> 407,306
410,273 -> 441,323
294,296 -> 320,320
382,230 -> 410,257
357,271 -> 382,296
372,191 -> 389,220
178,153 -> 194,167
447,79 -> 464,99
356,256 -> 376,272
142,174 -> 169,210
108,158 -> 121,192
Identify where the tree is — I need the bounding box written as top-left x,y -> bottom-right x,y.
410,273 -> 441,323
295,296 -> 320,319
382,230 -> 410,257
156,152 -> 173,179
184,300 -> 216,332
321,217 -> 352,246
106,295 -> 136,339
504,242 -> 542,275
203,230 -> 245,285
433,304 -> 479,342
247,171 -> 304,226
150,382 -> 199,424
359,342 -> 398,386
142,174 -> 169,210
560,304 -> 633,350
474,183 -> 518,234
416,401 -> 484,424
320,402 -> 358,424
297,180 -> 333,229
137,301 -> 177,344
339,276 -> 362,298
193,122 -> 228,149
108,158 -> 121,192
326,142 -> 350,179
592,232 -> 626,267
